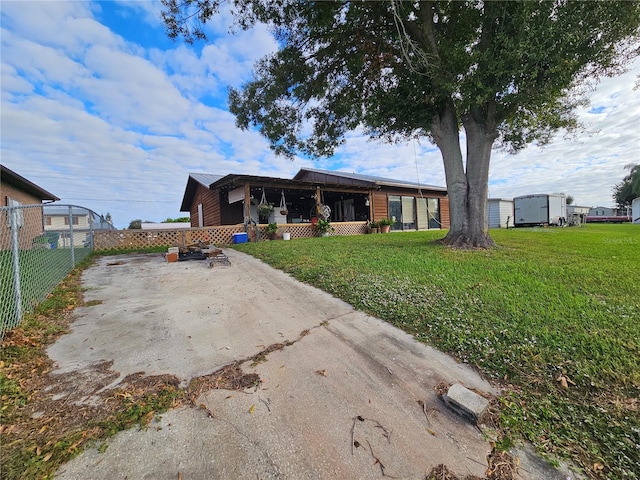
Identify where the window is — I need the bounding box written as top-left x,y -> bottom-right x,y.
64,216 -> 80,225
45,217 -> 52,226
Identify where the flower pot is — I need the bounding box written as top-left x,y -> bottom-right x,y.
320,232 -> 330,237
283,232 -> 291,241
380,225 -> 391,233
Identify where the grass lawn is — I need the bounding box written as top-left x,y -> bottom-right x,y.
234,224 -> 640,479
1,248 -> 92,334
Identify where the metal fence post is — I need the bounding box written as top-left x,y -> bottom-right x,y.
68,205 -> 75,268
9,207 -> 23,327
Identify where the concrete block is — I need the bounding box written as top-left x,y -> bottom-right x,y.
443,383 -> 489,422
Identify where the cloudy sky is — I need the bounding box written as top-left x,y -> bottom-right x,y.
2,1 -> 639,228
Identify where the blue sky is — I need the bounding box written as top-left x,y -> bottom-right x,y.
2,1 -> 639,228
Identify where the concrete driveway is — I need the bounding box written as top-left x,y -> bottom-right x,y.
47,250 -> 557,479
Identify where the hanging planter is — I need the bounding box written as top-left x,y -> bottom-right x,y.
279,190 -> 288,216
258,189 -> 274,218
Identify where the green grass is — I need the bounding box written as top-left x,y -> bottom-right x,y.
1,248 -> 92,334
234,224 -> 640,479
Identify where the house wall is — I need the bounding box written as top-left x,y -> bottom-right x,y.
371,190 -> 450,229
44,214 -> 90,247
190,184 -> 221,227
1,181 -> 45,250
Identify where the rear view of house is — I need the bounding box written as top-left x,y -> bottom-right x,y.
180,168 -> 450,232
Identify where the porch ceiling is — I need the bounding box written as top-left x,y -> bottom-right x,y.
212,174 -> 371,194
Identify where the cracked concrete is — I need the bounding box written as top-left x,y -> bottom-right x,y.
51,250 -> 567,479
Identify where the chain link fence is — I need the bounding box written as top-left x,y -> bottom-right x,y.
0,203 -> 115,337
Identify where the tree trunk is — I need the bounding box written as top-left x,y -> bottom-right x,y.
431,102 -> 497,249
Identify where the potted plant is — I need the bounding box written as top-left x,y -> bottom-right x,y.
367,220 -> 379,234
377,218 -> 394,233
313,218 -> 334,237
265,222 -> 279,240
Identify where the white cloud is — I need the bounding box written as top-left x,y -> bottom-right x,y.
1,0 -> 638,228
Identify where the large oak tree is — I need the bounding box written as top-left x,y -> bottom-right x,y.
162,0 -> 640,247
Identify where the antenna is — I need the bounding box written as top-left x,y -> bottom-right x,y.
414,139 -> 424,198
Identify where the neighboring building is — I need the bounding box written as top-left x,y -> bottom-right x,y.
180,168 -> 450,231
567,205 -> 590,225
1,165 -> 59,249
587,206 -> 631,223
141,222 -> 191,230
589,206 -> 619,217
43,206 -> 91,248
487,198 -> 514,228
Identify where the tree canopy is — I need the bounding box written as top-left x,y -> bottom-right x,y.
613,163 -> 640,208
162,0 -> 640,247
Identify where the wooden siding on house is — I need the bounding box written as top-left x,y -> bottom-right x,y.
372,191 -> 389,220
439,196 -> 450,229
190,184 -> 220,227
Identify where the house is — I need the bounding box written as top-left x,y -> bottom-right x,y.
1,165 -> 59,249
567,205 -> 590,224
587,206 -> 631,223
43,205 -> 93,248
588,206 -> 627,217
180,168 -> 450,232
487,198 -> 514,228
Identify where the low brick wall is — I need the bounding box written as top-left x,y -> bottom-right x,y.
94,222 -> 368,251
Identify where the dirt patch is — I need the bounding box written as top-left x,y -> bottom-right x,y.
187,362 -> 261,403
426,449 -> 517,480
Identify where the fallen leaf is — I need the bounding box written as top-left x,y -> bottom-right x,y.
36,446 -> 42,456
593,463 -> 604,471
39,425 -> 48,434
248,404 -> 255,414
43,453 -> 53,462
556,374 -> 569,389
225,395 -> 233,399
315,369 -> 327,377
426,428 -> 438,436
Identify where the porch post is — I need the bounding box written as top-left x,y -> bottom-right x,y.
243,183 -> 251,221
315,186 -> 322,218
368,189 -> 374,221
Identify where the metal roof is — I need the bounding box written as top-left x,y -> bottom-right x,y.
189,173 -> 225,188
180,173 -> 229,211
293,167 -> 446,191
43,206 -> 90,216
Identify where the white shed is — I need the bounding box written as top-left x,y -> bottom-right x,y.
487,198 -> 514,228
633,197 -> 640,224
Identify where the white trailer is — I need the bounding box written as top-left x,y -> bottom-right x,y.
633,197 -> 640,224
487,198 -> 514,228
513,194 -> 567,227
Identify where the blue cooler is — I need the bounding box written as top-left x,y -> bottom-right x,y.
233,232 -> 248,244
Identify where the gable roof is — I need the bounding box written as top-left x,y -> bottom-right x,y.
180,173 -> 225,211
1,164 -> 60,202
293,167 -> 446,191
